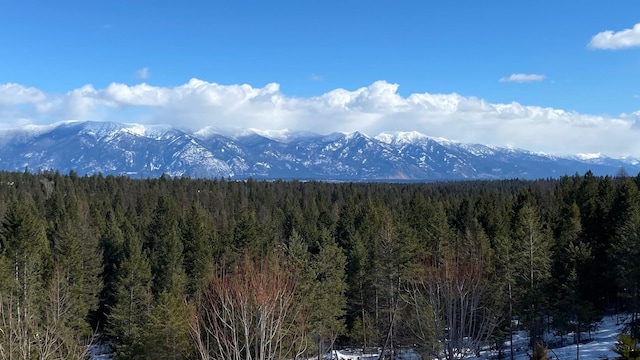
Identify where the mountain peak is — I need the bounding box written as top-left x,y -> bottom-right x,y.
575,152 -> 603,160
241,128 -> 319,143
376,131 -> 426,144
0,121 -> 636,180
375,131 -> 456,146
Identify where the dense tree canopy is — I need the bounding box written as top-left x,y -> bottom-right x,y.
0,170 -> 637,359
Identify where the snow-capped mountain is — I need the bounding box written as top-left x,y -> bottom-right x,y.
0,120 -> 637,181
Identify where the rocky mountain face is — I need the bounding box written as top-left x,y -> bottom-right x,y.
0,121 -> 636,180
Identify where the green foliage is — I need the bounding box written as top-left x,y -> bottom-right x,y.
512,203 -> 552,346
1,170 -> 640,358
182,203 -> 216,294
610,179 -> 640,320
549,201 -> 594,338
0,193 -> 93,358
310,231 -> 348,350
147,195 -> 184,296
142,286 -> 193,359
613,334 -> 640,360
109,232 -> 153,359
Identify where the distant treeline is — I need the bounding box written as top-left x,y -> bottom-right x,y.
0,170 -> 639,359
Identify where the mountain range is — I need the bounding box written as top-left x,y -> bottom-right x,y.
0,120 -> 636,181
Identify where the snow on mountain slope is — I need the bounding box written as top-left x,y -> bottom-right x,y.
375,131 -> 452,146
0,121 -> 638,180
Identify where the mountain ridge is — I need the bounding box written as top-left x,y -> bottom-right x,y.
0,120 -> 637,180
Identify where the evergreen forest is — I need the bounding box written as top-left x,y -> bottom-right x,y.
0,170 -> 639,359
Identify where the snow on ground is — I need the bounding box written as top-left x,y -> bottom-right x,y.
89,315 -> 629,360
544,315 -> 626,360
89,343 -> 113,360
471,314 -> 629,360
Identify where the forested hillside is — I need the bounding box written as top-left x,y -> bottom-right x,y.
0,170 -> 638,359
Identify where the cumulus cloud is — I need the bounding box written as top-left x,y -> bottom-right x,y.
0,83 -> 47,106
135,67 -> 150,79
499,74 -> 546,83
1,79 -> 639,158
589,23 -> 640,50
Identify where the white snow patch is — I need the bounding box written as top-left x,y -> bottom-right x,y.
375,131 -> 429,145
121,123 -> 148,137
467,314 -> 630,360
576,152 -> 604,160
227,128 -> 320,143
120,123 -> 174,139
375,131 -> 458,146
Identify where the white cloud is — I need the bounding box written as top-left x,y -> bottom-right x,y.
310,74 -> 323,81
0,83 -> 47,106
499,74 -> 546,83
1,79 -> 640,158
135,67 -> 150,79
588,23 -> 640,50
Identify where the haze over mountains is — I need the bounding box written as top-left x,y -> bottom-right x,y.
0,120 -> 636,181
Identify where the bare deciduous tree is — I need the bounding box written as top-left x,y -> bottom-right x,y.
0,264 -> 94,360
190,254 -> 306,360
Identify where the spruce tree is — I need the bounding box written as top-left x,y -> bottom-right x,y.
0,196 -> 53,358
48,195 -> 102,338
613,334 -> 640,360
310,230 -> 348,356
98,209 -> 126,326
182,203 -> 215,295
147,195 -> 184,296
142,272 -> 193,359
285,229 -> 315,355
512,203 -> 552,348
610,179 -> 640,334
109,231 -> 153,360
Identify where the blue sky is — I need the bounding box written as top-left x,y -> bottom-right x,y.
1,1 -> 640,157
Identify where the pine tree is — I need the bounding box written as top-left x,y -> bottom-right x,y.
493,217 -> 517,360
109,231 -> 153,359
512,203 -> 552,348
182,203 -> 215,295
611,334 -> 640,360
232,210 -> 266,260
147,195 -> 185,296
284,229 -> 315,356
610,179 -> 640,335
345,230 -> 378,349
98,209 -> 126,326
48,195 -> 102,338
0,196 -> 54,358
613,334 -> 640,360
550,202 -> 592,343
142,272 -> 193,359
43,263 -> 95,359
310,230 -> 348,356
